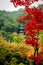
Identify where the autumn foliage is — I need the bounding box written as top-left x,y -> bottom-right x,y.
24,7 -> 43,65
10,0 -> 38,7
24,8 -> 43,47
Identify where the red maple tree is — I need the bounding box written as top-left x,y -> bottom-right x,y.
10,0 -> 43,65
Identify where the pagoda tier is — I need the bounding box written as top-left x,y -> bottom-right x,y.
17,22 -> 25,34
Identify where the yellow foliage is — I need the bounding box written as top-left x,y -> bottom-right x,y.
0,37 -> 43,60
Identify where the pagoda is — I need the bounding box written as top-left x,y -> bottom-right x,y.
17,14 -> 29,34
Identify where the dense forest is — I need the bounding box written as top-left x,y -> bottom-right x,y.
0,9 -> 25,41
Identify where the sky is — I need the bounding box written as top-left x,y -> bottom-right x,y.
0,0 -> 43,11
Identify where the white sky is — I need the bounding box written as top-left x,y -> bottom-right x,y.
0,0 -> 43,11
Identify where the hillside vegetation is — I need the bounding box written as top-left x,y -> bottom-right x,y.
0,9 -> 25,41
